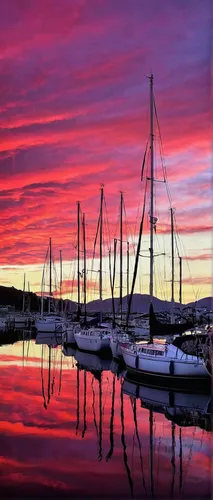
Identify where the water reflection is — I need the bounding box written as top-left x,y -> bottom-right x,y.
0,337 -> 212,499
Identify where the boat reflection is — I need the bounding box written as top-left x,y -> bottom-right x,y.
0,338 -> 211,498
74,349 -> 112,373
36,332 -> 62,346
62,343 -> 77,357
122,376 -> 212,432
122,376 -> 212,497
40,343 -> 64,409
73,349 -> 112,461
110,358 -> 127,379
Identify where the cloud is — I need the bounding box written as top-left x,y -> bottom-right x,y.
0,0 -> 211,300
183,253 -> 212,261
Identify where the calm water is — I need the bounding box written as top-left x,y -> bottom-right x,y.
0,339 -> 212,499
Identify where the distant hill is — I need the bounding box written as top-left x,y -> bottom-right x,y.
0,285 -> 212,314
184,297 -> 213,310
86,294 -> 183,314
0,285 -> 40,311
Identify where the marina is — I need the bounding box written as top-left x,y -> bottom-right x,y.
0,1 -> 211,498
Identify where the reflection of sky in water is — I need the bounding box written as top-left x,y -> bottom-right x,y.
0,340 -> 212,499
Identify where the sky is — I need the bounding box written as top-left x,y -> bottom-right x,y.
0,0 -> 212,304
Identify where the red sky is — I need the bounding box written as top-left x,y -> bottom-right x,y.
0,0 -> 211,302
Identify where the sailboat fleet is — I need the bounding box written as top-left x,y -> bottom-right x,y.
2,75 -> 212,385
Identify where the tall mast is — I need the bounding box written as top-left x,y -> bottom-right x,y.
109,247 -> 116,327
179,256 -> 182,304
119,192 -> 123,320
22,273 -> 26,313
99,185 -> 104,324
48,237 -> 52,314
77,201 -> 81,320
127,241 -> 130,307
59,249 -> 63,315
41,266 -> 45,317
27,280 -> 31,312
170,208 -> 175,322
82,213 -> 87,324
149,74 -> 154,304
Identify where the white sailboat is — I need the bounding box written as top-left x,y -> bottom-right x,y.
109,193 -> 137,359
35,238 -> 66,335
121,75 -> 211,383
63,204 -> 85,344
121,341 -> 209,379
74,186 -> 112,353
110,332 -> 130,360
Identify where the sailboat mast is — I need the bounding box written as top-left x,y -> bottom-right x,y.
171,208 -> 175,322
82,213 -> 87,324
179,256 -> 182,304
22,273 -> 26,313
47,346 -> 51,404
77,201 -> 81,320
59,249 -> 63,314
120,192 -> 123,320
99,185 -> 104,324
48,237 -> 52,314
149,74 -> 154,303
127,241 -> 129,305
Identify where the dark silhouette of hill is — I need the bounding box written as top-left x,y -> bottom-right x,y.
0,286 -> 212,314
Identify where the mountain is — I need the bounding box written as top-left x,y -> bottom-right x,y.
0,286 -> 77,313
184,297 -> 213,310
0,285 -> 212,314
86,294 -> 183,314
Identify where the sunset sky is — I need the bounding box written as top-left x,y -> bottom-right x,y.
0,0 -> 211,304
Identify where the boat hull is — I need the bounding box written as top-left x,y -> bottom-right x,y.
110,335 -> 130,360
35,320 -> 66,333
74,333 -> 110,353
122,349 -> 208,377
63,324 -> 80,344
110,338 -> 123,359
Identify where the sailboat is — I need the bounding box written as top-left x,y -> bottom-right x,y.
74,186 -> 114,353
110,193 -> 134,360
63,202 -> 83,344
35,238 -> 66,335
121,75 -> 211,384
